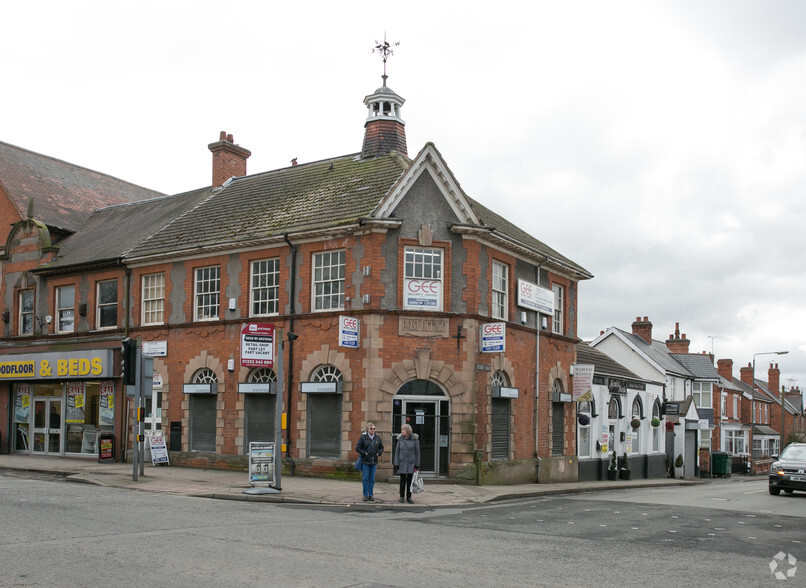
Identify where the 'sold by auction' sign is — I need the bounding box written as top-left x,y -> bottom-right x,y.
241,323 -> 274,368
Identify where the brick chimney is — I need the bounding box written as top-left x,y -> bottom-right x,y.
208,131 -> 251,188
717,358 -> 733,381
740,362 -> 754,387
665,322 -> 690,354
631,316 -> 653,345
768,363 -> 781,399
361,76 -> 407,159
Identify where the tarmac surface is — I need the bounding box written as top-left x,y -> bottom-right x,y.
0,453 -> 704,506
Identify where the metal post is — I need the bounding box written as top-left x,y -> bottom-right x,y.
132,345 -> 141,482
274,329 -> 284,491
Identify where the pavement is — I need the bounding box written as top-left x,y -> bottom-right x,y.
0,453 -> 705,507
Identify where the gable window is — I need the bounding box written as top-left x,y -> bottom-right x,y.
56,285 -> 75,333
96,280 -> 118,329
552,284 -> 564,335
692,382 -> 712,409
19,290 -> 34,335
312,251 -> 345,312
251,258 -> 280,316
142,273 -> 165,325
194,266 -> 220,321
403,246 -> 443,311
491,261 -> 508,321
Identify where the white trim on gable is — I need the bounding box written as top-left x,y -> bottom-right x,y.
373,142 -> 479,225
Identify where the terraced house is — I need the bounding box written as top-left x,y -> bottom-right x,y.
0,71 -> 592,484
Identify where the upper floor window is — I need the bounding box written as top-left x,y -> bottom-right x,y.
552,284 -> 564,334
404,246 -> 443,311
96,280 -> 118,329
19,290 -> 34,335
251,258 -> 279,316
692,381 -> 712,409
733,396 -> 738,419
721,393 -> 727,418
631,396 -> 643,419
312,251 -> 345,312
194,266 -> 220,321
56,285 -> 75,333
608,395 -> 622,420
142,273 -> 165,325
492,261 -> 508,321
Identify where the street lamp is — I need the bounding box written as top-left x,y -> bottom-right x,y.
752,350 -> 789,454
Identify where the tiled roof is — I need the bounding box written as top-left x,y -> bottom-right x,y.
671,353 -> 721,380
37,188 -> 212,272
576,342 -> 649,383
467,196 -> 591,278
0,141 -> 163,233
614,329 -> 694,377
128,153 -> 408,258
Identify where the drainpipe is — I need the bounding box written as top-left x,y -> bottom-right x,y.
283,233 -> 297,474
122,264 -> 131,462
534,259 -> 546,482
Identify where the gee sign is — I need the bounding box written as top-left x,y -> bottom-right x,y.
339,316 -> 360,348
0,350 -> 114,380
480,322 -> 506,353
404,278 -> 441,308
517,279 -> 554,315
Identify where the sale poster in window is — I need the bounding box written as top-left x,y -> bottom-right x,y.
100,381 -> 115,426
66,381 -> 85,424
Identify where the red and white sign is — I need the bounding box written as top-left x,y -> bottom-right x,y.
404,278 -> 441,309
517,279 -> 554,315
240,323 -> 274,368
480,322 -> 506,353
339,315 -> 360,348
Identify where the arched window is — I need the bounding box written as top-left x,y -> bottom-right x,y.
491,371 -> 510,460
192,368 -> 217,383
307,365 -> 343,459
652,400 -> 661,419
632,397 -> 643,419
608,395 -> 621,420
189,368 -> 218,452
248,368 -> 276,383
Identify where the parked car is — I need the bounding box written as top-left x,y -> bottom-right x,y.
769,443 -> 806,496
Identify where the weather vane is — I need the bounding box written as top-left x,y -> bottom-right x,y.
372,33 -> 399,84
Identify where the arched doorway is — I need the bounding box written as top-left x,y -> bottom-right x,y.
392,379 -> 450,476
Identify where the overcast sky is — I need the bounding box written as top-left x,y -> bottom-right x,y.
3,1 -> 804,395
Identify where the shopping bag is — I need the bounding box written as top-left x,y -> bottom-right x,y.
410,470 -> 424,494
354,456 -> 363,471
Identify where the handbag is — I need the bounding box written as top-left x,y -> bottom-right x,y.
354,456 -> 362,471
410,470 -> 424,494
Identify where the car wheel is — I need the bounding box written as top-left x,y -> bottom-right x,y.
769,486 -> 781,495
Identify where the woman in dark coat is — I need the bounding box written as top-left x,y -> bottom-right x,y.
355,422 -> 384,501
393,423 -> 420,503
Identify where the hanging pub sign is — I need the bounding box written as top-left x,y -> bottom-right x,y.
516,279 -> 554,315
572,364 -> 595,402
240,323 -> 274,368
480,322 -> 506,353
339,315 -> 360,348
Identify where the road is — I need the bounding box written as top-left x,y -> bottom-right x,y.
0,473 -> 802,587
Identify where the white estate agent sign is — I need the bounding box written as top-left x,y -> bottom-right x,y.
516,279 -> 554,315
339,315 -> 360,348
241,323 -> 274,368
480,322 -> 506,353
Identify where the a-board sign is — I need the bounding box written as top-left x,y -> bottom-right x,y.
148,432 -> 170,466
248,442 -> 275,486
98,433 -> 115,463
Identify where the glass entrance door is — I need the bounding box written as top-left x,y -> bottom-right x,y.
32,398 -> 63,454
393,397 -> 450,476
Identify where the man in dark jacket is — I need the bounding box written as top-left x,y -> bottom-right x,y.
355,422 -> 384,501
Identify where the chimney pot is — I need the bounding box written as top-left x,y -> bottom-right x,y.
219,130 -> 226,140
226,133 -> 234,142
